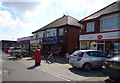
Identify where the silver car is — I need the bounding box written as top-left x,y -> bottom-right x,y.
69,50 -> 109,71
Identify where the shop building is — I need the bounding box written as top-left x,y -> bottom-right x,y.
1,40 -> 17,50
30,33 -> 43,49
32,15 -> 81,55
17,36 -> 33,49
79,1 -> 120,55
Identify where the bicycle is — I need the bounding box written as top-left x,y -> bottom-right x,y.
46,53 -> 55,64
14,52 -> 22,60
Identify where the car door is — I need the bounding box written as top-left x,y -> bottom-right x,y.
97,51 -> 108,65
86,51 -> 101,67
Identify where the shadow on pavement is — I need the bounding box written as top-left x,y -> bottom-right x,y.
54,56 -> 68,64
69,67 -> 107,77
41,55 -> 68,64
27,65 -> 39,70
104,79 -> 119,83
8,58 -> 17,61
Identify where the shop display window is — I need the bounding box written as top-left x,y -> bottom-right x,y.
90,41 -> 97,50
114,41 -> 120,55
80,42 -> 90,50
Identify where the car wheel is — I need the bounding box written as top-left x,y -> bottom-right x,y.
82,63 -> 91,71
101,69 -> 106,75
109,76 -> 119,81
72,66 -> 77,69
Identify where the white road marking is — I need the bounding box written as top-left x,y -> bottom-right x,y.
41,69 -> 71,81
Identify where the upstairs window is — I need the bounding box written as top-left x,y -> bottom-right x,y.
100,15 -> 120,31
33,34 -> 37,39
36,34 -> 38,38
51,30 -> 56,36
59,28 -> 64,35
46,29 -> 56,37
86,22 -> 94,32
38,32 -> 44,38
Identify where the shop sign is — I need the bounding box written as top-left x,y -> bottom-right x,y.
30,40 -> 39,44
54,36 -> 58,40
97,35 -> 103,40
80,31 -> 120,42
17,40 -> 30,44
42,36 -> 60,43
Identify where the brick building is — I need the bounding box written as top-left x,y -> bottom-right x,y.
1,40 -> 17,50
32,15 -> 81,55
79,1 -> 120,55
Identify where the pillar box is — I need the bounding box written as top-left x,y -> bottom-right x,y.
34,49 -> 41,66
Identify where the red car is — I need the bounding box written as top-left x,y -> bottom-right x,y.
4,48 -> 9,53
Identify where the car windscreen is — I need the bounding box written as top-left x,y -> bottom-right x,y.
86,51 -> 108,57
97,51 -> 108,57
72,51 -> 82,56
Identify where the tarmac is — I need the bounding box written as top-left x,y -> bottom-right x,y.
18,56 -> 108,81
3,54 -> 109,81
18,56 -> 73,81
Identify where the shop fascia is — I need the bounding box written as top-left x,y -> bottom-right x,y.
79,31 -> 120,51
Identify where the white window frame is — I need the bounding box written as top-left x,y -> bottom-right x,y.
59,28 -> 64,35
100,14 -> 120,31
33,33 -> 37,39
38,31 -> 44,38
86,22 -> 94,32
46,29 -> 56,37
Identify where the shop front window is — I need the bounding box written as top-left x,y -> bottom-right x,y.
114,41 -> 120,55
90,41 -> 97,50
80,42 -> 90,50
97,44 -> 104,51
105,41 -> 112,54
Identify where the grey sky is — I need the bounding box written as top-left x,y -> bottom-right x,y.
1,2 -> 41,13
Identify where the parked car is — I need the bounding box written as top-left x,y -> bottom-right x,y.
3,48 -> 9,53
113,49 -> 120,56
8,47 -> 14,53
8,47 -> 14,56
69,50 -> 109,71
102,54 -> 120,81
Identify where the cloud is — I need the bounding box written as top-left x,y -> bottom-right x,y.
24,1 -> 49,19
1,2 -> 41,14
0,8 -> 39,40
51,0 -> 117,16
0,0 -> 41,2
0,35 -> 14,41
0,0 -> 117,41
0,10 -> 25,29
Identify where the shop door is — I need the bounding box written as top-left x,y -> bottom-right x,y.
97,44 -> 104,51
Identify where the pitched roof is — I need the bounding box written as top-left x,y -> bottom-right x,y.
79,1 -> 120,22
32,15 -> 80,34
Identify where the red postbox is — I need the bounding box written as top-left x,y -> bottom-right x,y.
34,49 -> 41,66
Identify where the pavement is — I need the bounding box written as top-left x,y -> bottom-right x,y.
2,54 -> 65,81
15,56 -> 109,81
